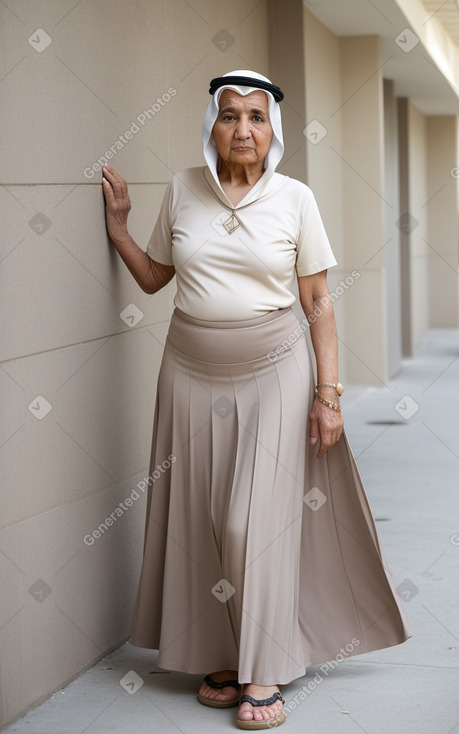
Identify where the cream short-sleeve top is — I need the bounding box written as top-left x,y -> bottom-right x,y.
146,166 -> 337,321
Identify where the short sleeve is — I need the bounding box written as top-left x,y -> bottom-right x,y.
295,189 -> 337,277
145,181 -> 174,266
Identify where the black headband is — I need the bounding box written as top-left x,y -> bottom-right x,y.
208,75 -> 284,102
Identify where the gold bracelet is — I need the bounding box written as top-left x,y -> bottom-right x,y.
316,382 -> 344,396
315,393 -> 341,412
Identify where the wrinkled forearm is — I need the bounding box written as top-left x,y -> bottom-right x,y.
306,293 -> 339,385
110,231 -> 173,294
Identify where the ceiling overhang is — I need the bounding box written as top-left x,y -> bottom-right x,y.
304,0 -> 459,114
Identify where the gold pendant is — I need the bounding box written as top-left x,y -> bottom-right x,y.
222,211 -> 240,234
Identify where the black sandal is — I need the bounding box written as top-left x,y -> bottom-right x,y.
197,673 -> 241,708
236,690 -> 286,730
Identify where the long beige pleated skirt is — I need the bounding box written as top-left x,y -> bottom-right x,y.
129,306 -> 411,685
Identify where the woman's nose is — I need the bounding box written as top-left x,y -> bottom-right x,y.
235,117 -> 250,139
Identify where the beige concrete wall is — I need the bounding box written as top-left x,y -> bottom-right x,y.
303,9 -> 347,379
398,97 -> 413,356
269,0 -> 307,184
426,116 -> 459,328
0,1 -> 269,727
303,9 -> 344,256
339,36 -> 387,385
383,79 -> 403,377
398,102 -> 453,354
303,18 -> 389,386
407,101 -> 430,351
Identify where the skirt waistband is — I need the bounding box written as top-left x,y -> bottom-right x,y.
166,307 -> 306,365
173,306 -> 293,329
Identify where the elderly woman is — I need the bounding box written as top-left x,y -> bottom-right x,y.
102,70 -> 411,730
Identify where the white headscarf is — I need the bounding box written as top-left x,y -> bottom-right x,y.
202,69 -> 284,191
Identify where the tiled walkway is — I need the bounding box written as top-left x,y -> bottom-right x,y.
4,329 -> 459,733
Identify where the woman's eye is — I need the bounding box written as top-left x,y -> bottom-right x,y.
222,114 -> 235,121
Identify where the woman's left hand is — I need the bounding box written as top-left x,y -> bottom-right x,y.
309,398 -> 344,459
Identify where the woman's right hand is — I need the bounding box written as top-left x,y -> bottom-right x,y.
102,165 -> 132,244
100,164 -> 175,294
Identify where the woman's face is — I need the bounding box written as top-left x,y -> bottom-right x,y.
212,89 -> 273,167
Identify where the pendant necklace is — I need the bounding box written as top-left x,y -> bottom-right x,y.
222,209 -> 241,235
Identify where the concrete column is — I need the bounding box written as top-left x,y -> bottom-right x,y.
426,116 -> 459,328
383,79 -> 403,377
268,0 -> 307,183
339,35 -> 387,385
398,99 -> 430,355
302,22 -> 389,385
398,97 -> 412,357
408,103 -> 430,351
303,8 -> 347,379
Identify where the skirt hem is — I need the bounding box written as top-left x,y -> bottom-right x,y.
128,633 -> 412,685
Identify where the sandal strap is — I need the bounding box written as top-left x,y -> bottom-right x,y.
204,674 -> 241,691
240,691 -> 285,707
